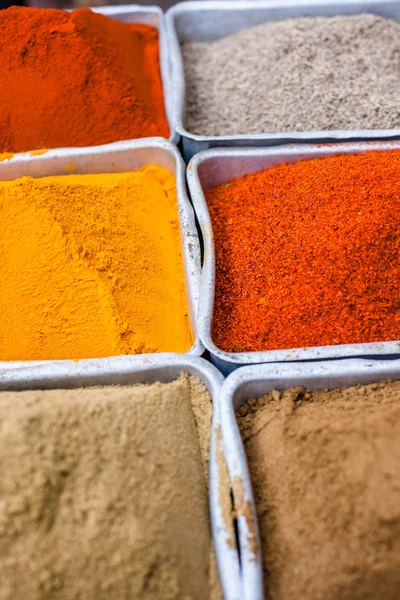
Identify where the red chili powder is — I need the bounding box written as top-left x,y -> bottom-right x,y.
206,150 -> 400,353
0,7 -> 169,153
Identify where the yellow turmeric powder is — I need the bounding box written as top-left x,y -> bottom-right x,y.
0,166 -> 193,360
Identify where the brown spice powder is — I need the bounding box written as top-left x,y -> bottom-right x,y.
237,380 -> 400,600
0,374 -> 219,599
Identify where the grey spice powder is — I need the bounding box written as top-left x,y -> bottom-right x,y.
182,14 -> 400,136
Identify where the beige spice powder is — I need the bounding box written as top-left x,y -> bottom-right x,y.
237,380 -> 400,600
183,14 -> 400,136
0,374 -> 221,600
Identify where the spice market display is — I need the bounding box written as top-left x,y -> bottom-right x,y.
0,2 -> 399,600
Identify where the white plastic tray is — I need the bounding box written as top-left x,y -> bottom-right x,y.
0,138 -> 204,369
219,357 -> 400,600
0,354 -> 240,600
166,0 -> 400,160
187,141 -> 400,374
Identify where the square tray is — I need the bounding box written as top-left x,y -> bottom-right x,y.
0,353 -> 241,600
0,137 -> 203,368
187,141 -> 400,374
166,0 -> 400,161
219,357 -> 400,600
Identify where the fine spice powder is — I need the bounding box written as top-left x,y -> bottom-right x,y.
0,166 -> 193,360
206,150 -> 400,353
0,7 -> 169,153
0,375 -> 221,599
237,381 -> 400,600
183,14 -> 400,136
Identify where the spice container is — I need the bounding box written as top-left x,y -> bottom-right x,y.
219,357 -> 400,600
187,141 -> 400,374
0,354 -> 240,600
166,0 -> 400,161
1,5 -> 177,149
0,138 -> 203,365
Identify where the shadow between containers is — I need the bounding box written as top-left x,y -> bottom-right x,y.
218,357 -> 400,600
186,141 -> 400,375
0,353 -> 241,600
165,0 -> 400,162
0,137 -> 203,371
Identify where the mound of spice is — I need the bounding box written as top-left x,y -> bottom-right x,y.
0,166 -> 192,360
206,150 -> 400,352
0,375 -> 221,599
183,14 -> 400,136
0,6 -> 169,153
237,380 -> 400,599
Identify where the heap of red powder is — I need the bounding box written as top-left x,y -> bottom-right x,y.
206,150 -> 400,352
0,7 -> 169,153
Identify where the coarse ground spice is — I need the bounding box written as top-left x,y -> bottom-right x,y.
0,7 -> 169,153
0,375 -> 221,600
206,150 -> 400,352
183,14 -> 400,136
0,166 -> 192,360
237,380 -> 400,600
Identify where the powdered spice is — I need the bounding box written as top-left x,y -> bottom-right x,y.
0,7 -> 169,153
183,14 -> 400,136
237,381 -> 400,599
0,375 -> 219,599
206,150 -> 400,352
0,167 -> 192,360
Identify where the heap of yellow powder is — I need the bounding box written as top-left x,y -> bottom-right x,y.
0,166 -> 193,360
